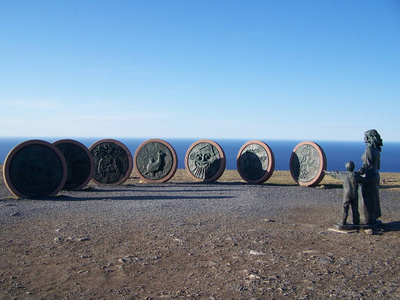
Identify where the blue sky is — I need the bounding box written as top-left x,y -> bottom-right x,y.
1,1 -> 399,141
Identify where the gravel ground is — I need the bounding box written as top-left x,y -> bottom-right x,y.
1,170 -> 400,299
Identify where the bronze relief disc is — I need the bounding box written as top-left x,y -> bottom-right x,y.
185,139 -> 226,182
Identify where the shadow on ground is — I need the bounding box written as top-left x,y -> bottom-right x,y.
382,221 -> 400,232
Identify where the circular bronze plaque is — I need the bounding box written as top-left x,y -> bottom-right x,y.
290,141 -> 327,187
3,140 -> 67,198
53,139 -> 95,190
237,140 -> 275,184
89,139 -> 133,185
185,139 -> 226,182
134,139 -> 178,183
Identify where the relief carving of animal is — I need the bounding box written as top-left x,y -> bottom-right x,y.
146,150 -> 166,177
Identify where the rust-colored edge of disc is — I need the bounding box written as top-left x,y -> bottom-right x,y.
3,140 -> 68,198
88,139 -> 133,185
53,139 -> 95,190
184,139 -> 226,183
289,141 -> 327,187
236,140 -> 275,184
133,139 -> 178,183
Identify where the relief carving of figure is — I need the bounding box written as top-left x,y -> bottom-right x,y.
189,143 -> 219,179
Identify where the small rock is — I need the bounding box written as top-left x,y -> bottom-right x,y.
364,229 -> 374,235
11,212 -> 21,217
173,238 -> 185,245
78,237 -> 90,242
303,250 -> 320,254
249,250 -> 265,255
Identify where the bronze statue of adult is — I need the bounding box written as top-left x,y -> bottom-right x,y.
358,129 -> 383,225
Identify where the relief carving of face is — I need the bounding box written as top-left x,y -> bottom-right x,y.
189,144 -> 217,179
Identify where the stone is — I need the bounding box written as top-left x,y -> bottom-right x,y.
249,250 -> 265,255
364,229 -> 374,235
328,228 -> 357,234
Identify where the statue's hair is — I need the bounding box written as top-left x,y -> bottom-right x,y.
365,129 -> 383,151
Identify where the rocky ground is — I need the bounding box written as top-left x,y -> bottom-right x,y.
1,168 -> 400,299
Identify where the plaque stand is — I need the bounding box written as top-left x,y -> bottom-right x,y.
333,220 -> 382,230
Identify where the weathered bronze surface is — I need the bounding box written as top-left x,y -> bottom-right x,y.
290,141 -> 326,187
185,140 -> 226,182
324,130 -> 383,229
54,139 -> 94,190
325,161 -> 361,225
358,129 -> 383,225
89,139 -> 133,185
237,140 -> 275,184
3,140 -> 67,198
134,139 -> 177,183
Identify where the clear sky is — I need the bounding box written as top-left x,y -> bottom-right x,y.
1,1 -> 399,141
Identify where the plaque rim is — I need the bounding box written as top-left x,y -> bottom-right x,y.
3,139 -> 68,198
88,139 -> 133,185
289,141 -> 327,187
184,139 -> 226,183
53,139 -> 95,190
133,139 -> 178,183
236,140 -> 275,184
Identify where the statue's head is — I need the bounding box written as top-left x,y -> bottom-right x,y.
345,161 -> 355,172
364,129 -> 383,151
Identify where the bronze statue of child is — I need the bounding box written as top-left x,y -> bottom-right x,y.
325,161 -> 361,225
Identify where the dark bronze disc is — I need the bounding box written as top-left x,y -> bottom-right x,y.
53,139 -> 94,190
134,139 -> 178,183
3,140 -> 67,198
290,141 -> 327,187
89,139 -> 133,185
185,139 -> 226,182
237,140 -> 275,184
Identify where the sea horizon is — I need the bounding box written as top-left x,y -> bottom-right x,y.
1,137 -> 399,173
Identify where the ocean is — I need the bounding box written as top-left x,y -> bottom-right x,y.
1,137 -> 399,172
